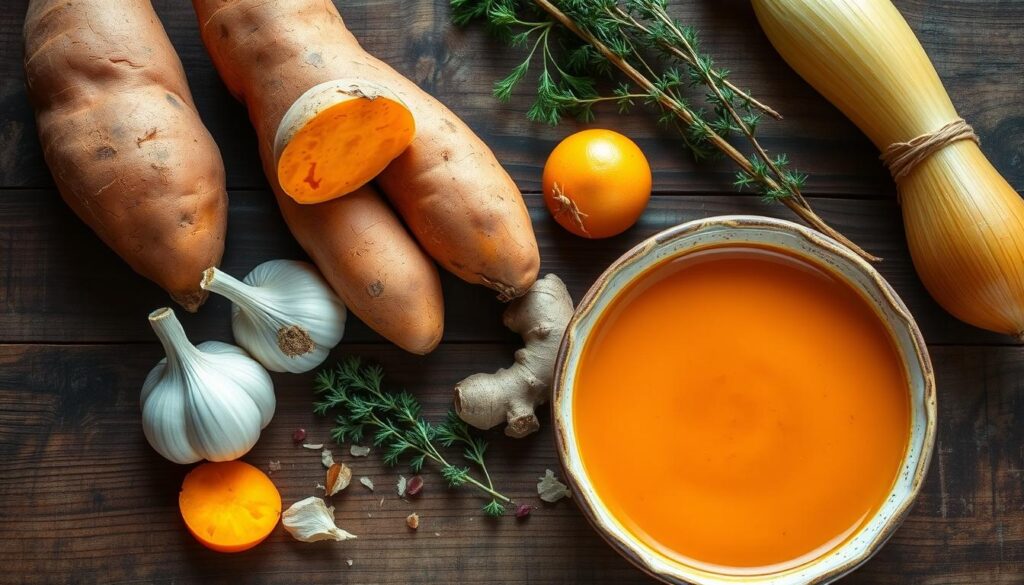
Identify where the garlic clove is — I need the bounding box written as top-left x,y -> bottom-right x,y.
141,362 -> 202,464
201,261 -> 347,374
182,359 -> 265,462
197,341 -> 276,429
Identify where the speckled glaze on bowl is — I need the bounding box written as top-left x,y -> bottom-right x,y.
552,215 -> 936,585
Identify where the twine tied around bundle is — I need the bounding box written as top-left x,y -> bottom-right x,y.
881,118 -> 979,182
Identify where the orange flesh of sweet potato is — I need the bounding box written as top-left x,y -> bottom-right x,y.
275,80 -> 416,204
192,0 -> 540,300
24,0 -> 228,312
193,1 -> 443,353
179,461 -> 282,553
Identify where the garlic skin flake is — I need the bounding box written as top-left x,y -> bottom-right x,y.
326,462 -> 352,495
141,308 -> 275,464
201,260 -> 347,373
537,469 -> 571,503
282,497 -> 357,542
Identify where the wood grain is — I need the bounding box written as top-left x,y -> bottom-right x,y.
0,190 -> 1010,346
0,0 -> 1022,583
0,343 -> 1021,585
1,0 -> 1022,196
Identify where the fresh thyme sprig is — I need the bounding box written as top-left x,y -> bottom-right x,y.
313,357 -> 510,517
451,0 -> 876,261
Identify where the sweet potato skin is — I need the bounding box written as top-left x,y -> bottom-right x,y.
24,0 -> 227,311
193,0 -> 444,353
192,0 -> 540,300
278,185 -> 444,354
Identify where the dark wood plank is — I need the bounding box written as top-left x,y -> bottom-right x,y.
0,342 -> 1020,584
1,1 -> 1023,584
0,189 -> 1009,346
1,1 -> 1022,196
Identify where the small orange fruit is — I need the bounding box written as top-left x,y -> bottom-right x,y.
542,129 -> 652,239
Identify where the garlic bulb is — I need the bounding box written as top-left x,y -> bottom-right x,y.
141,308 -> 275,464
201,260 -> 347,373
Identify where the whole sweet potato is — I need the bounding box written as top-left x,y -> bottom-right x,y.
193,0 -> 540,300
24,0 -> 228,311
192,0 -> 444,353
278,185 -> 444,355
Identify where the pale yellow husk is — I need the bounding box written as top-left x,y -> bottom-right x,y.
752,0 -> 1024,338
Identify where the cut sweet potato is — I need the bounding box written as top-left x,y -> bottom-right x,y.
275,80 -> 415,204
192,0 -> 540,300
193,1 -> 446,352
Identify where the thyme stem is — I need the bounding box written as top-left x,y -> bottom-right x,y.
452,0 -> 879,262
529,0 -> 875,260
608,4 -> 782,120
313,357 -> 513,515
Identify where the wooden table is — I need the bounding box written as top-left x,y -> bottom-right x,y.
1,1 -> 1022,583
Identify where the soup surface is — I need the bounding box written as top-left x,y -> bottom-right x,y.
574,246 -> 909,574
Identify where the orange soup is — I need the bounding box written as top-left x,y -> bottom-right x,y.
574,246 -> 909,574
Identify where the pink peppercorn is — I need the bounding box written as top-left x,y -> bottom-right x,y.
515,504 -> 534,519
407,475 -> 424,496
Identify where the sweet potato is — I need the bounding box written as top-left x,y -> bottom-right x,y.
274,80 -> 416,204
192,0 -> 540,300
191,0 -> 443,353
24,0 -> 227,311
277,185 -> 444,355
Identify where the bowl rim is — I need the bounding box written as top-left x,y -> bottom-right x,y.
551,214 -> 937,585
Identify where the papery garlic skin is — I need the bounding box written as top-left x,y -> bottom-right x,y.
141,308 -> 275,464
282,496 -> 357,542
202,260 -> 347,373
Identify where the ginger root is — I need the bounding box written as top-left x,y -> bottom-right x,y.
454,274 -> 574,438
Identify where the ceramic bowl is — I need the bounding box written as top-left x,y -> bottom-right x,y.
552,215 -> 936,585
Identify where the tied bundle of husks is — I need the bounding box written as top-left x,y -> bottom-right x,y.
23,0 -> 228,311
753,0 -> 1024,339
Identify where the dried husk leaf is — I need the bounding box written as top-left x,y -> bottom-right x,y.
321,448 -> 334,468
326,462 -> 352,496
537,469 -> 571,503
282,497 -> 357,542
